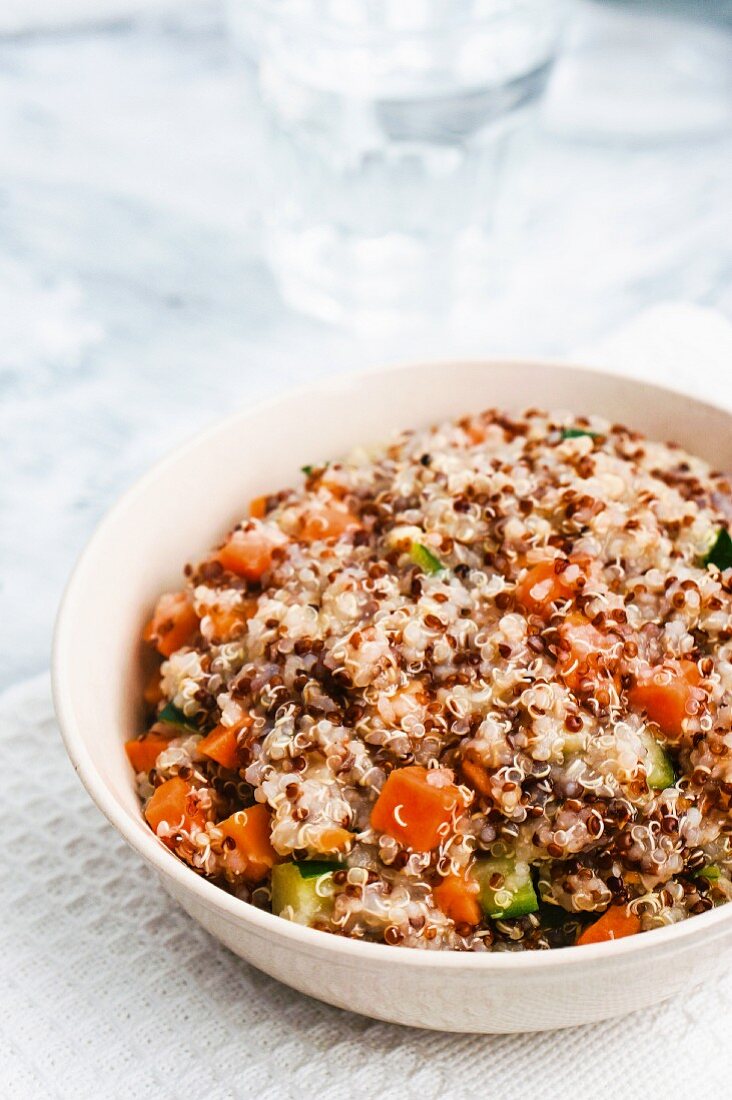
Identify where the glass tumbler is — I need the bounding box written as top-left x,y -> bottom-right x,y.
227,0 -> 567,327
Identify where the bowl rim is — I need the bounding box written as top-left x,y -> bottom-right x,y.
53,355 -> 732,972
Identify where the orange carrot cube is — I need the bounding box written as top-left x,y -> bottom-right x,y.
515,557 -> 592,617
629,659 -> 703,738
299,506 -> 361,543
577,905 -> 641,945
143,591 -> 199,657
219,804 -> 278,882
370,766 -> 465,852
204,600 -> 257,644
460,756 -> 493,798
433,872 -> 482,927
557,613 -> 621,694
216,528 -> 278,582
145,777 -> 205,838
198,720 -> 251,770
125,736 -> 170,774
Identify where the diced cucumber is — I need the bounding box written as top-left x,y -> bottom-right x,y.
410,542 -> 444,575
474,857 -> 539,920
703,527 -> 732,571
560,427 -> 598,440
157,702 -> 200,732
296,859 -> 342,879
643,734 -> 676,790
695,864 -> 721,882
271,862 -> 337,925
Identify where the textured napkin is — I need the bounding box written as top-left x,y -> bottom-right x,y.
3,306 -> 732,1099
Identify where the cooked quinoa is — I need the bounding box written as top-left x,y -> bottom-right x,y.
128,407 -> 732,951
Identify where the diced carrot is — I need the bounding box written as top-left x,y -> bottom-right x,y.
249,495 -> 268,519
576,905 -> 641,946
143,666 -> 164,707
198,719 -> 251,770
433,872 -> 482,927
216,528 -> 279,582
125,736 -> 170,773
316,827 -> 354,853
204,600 -> 257,643
628,659 -> 703,738
370,766 -> 465,852
219,804 -> 278,883
299,505 -> 361,543
557,613 -> 621,694
516,560 -> 569,615
465,422 -> 486,445
143,591 -> 199,658
515,557 -> 591,617
460,756 -> 493,798
317,477 -> 348,500
145,777 -> 205,839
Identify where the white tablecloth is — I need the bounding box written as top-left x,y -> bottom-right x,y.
4,307 -> 732,1098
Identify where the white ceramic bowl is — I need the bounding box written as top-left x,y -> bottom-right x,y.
53,359 -> 732,1033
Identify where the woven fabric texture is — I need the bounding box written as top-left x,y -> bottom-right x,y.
1,674 -> 731,1100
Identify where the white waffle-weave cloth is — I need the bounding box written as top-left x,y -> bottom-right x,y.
3,304 -> 732,1100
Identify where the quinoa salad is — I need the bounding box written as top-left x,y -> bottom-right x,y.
128,407 -> 732,951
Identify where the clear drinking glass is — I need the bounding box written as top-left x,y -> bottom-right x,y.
227,0 -> 567,327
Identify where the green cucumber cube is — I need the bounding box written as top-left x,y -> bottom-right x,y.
703,527 -> 732,571
474,857 -> 539,919
410,542 -> 444,575
271,862 -> 337,925
643,735 -> 676,790
157,702 -> 200,732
